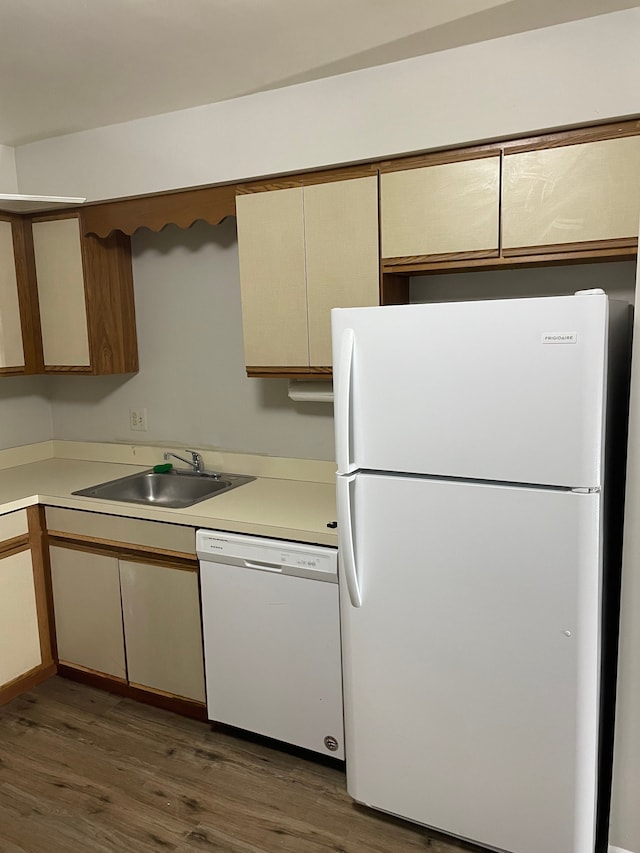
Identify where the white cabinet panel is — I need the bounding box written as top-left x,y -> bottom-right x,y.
119,560 -> 205,702
237,187 -> 308,367
32,217 -> 91,366
0,550 -> 41,685
381,157 -> 500,258
503,136 -> 640,250
0,220 -> 25,369
305,177 -> 379,366
49,545 -> 126,678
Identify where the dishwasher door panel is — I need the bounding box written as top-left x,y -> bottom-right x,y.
200,560 -> 344,758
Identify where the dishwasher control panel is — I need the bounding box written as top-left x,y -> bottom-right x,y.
196,529 -> 338,581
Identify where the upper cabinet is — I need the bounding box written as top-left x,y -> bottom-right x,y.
380,155 -> 501,263
502,136 -> 640,254
31,214 -> 138,374
236,174 -> 379,378
0,219 -> 26,374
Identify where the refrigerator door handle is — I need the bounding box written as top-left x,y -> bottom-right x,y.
335,328 -> 355,474
337,474 -> 362,607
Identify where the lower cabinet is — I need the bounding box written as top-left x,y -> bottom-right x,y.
119,560 -> 205,702
49,541 -> 205,705
49,546 -> 126,678
0,507 -> 53,702
0,548 -> 42,687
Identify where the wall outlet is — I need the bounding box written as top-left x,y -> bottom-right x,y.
129,407 -> 148,431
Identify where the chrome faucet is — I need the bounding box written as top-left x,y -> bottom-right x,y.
164,449 -> 205,474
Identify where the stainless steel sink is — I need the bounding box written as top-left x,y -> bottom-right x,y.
72,469 -> 255,509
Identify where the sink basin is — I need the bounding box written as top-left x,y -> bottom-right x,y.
72,469 -> 255,509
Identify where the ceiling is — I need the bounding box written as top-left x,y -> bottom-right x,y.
0,0 -> 637,147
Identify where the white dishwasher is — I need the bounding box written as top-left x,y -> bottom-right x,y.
197,529 -> 344,759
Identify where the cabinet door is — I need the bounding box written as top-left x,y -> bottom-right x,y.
0,549 -> 41,686
0,220 -> 25,370
31,217 -> 91,367
305,176 -> 379,366
236,187 -> 309,368
380,156 -> 500,259
502,136 -> 640,252
119,560 -> 205,702
49,545 -> 126,678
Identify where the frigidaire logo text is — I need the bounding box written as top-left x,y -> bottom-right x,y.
541,332 -> 578,344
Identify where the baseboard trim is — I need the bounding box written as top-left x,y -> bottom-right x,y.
57,664 -> 208,722
0,661 -> 56,706
609,845 -> 636,853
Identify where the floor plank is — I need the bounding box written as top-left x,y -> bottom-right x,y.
0,678 -> 484,853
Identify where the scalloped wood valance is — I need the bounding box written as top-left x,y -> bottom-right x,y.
81,184 -> 237,238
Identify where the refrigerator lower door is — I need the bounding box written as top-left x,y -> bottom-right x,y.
339,472 -> 601,853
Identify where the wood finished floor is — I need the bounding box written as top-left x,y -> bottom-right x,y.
0,678 -> 484,853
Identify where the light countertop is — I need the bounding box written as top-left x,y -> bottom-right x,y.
0,457 -> 338,547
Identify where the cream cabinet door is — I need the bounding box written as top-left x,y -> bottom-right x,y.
49,545 -> 126,678
0,549 -> 41,686
380,156 -> 500,259
305,176 -> 379,366
119,560 -> 205,702
0,220 -> 25,369
32,217 -> 91,367
236,187 -> 308,368
503,136 -> 640,251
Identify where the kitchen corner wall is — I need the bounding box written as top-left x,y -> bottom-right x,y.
0,144 -> 18,193
0,377 -> 52,449
47,218 -> 336,462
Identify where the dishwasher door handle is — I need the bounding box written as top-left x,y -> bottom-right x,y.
243,559 -> 283,573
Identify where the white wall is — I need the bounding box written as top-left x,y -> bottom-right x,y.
48,219 -> 335,461
14,8 -> 640,202
0,144 -> 18,193
0,377 -> 52,449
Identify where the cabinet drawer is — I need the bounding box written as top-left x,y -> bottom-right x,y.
0,509 -> 28,543
45,507 -> 196,555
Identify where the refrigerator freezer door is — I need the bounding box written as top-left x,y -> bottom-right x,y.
339,472 -> 601,853
332,294 -> 608,487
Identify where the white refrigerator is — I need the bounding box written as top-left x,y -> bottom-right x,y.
331,291 -> 631,853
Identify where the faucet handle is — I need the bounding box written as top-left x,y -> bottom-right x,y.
186,450 -> 204,472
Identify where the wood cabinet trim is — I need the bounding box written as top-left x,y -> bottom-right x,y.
82,184 -> 237,238
237,163 -> 378,195
382,248 -> 500,267
47,532 -> 198,569
27,505 -> 54,669
57,663 -> 207,721
246,366 -> 332,379
0,535 -> 29,558
78,221 -> 139,375
378,146 -> 502,174
502,237 -> 639,259
10,217 -> 44,374
501,118 -> 640,155
383,248 -> 638,275
380,273 -> 410,306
